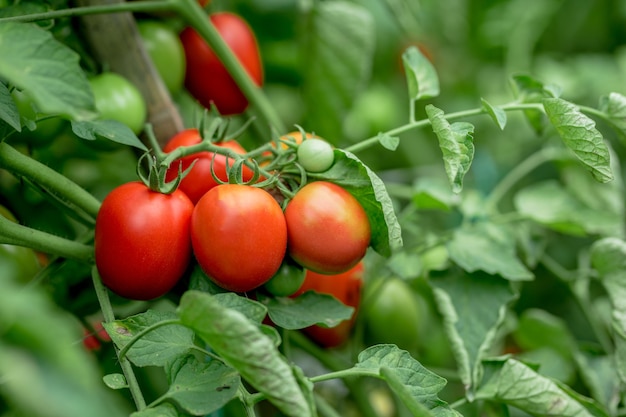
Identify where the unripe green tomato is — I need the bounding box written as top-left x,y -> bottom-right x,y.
263,257 -> 306,297
363,278 -> 421,352
0,205 -> 41,283
89,72 -> 147,135
296,138 -> 335,172
137,20 -> 186,95
11,89 -> 67,146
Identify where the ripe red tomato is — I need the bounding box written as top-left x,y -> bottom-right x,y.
180,12 -> 263,115
292,262 -> 364,348
164,128 -> 254,203
95,182 -> 194,300
284,181 -> 370,274
191,184 -> 287,292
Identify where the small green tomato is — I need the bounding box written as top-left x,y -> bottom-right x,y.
296,138 -> 334,173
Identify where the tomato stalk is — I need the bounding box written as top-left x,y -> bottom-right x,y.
0,142 -> 101,219
91,267 -> 147,411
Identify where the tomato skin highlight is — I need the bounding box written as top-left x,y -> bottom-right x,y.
180,12 -> 263,115
191,184 -> 287,292
163,128 -> 254,203
285,181 -> 371,274
292,262 -> 364,348
95,182 -> 194,300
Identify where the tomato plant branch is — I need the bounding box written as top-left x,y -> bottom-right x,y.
172,0 -> 286,133
0,0 -> 175,23
91,267 -> 147,411
0,214 -> 94,262
0,142 -> 101,219
484,146 -> 574,213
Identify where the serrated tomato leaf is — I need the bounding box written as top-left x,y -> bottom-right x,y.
402,45 -> 440,101
425,105 -> 475,193
480,98 -> 507,130
261,291 -> 354,330
0,82 -> 21,132
71,120 -> 147,151
161,355 -> 240,416
178,290 -> 313,417
431,271 -> 518,395
543,97 -> 612,183
313,149 -> 402,257
103,310 -> 195,368
356,345 -> 460,417
0,22 -> 95,121
477,357 -> 608,417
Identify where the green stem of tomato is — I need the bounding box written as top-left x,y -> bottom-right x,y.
0,142 -> 101,219
288,331 -> 380,417
0,214 -> 94,262
91,266 -> 148,411
171,0 -> 287,133
0,0 -> 175,23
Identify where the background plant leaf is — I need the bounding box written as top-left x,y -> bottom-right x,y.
71,120 -> 147,151
178,291 -> 313,417
543,97 -> 612,183
402,45 -> 440,101
0,22 -> 95,120
262,291 -> 354,330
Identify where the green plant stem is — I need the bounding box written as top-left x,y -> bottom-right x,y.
0,142 -> 101,219
344,102 -> 545,154
0,214 -> 94,262
238,385 -> 260,417
289,331 -> 380,417
484,146 -> 572,213
91,267 -> 147,411
0,0 -> 174,23
172,0 -> 286,133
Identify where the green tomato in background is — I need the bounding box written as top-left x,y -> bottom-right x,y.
10,89 -> 67,146
0,205 -> 41,283
363,278 -> 422,352
137,20 -> 186,95
89,72 -> 147,135
263,257 -> 306,297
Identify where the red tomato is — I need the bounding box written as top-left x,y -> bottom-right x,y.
292,262 -> 364,348
191,184 -> 287,292
164,128 -> 254,203
180,12 -> 263,115
95,182 -> 194,300
284,181 -> 371,274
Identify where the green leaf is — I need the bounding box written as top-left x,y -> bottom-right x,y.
513,309 -> 577,356
480,98 -> 507,130
262,291 -> 354,330
402,45 -> 440,101
0,22 -> 95,120
213,292 -> 268,324
411,176 -> 459,211
590,237 -> 626,385
178,290 -> 313,417
387,251 -> 423,280
161,355 -> 240,416
71,120 -> 148,151
598,92 -> 626,139
102,373 -> 127,390
130,403 -> 179,417
425,105 -> 475,193
0,82 -> 21,131
447,222 -> 534,281
377,132 -> 400,151
316,149 -> 403,256
431,271 -> 518,396
543,97 -> 612,183
356,345 -> 460,417
510,74 -> 559,134
477,357 -> 606,417
301,1 -> 375,138
514,180 -> 622,236
103,310 -> 195,368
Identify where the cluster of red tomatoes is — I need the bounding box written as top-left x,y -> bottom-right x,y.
94,129 -> 370,303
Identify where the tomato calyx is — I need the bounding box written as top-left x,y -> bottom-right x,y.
137,151 -> 193,195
